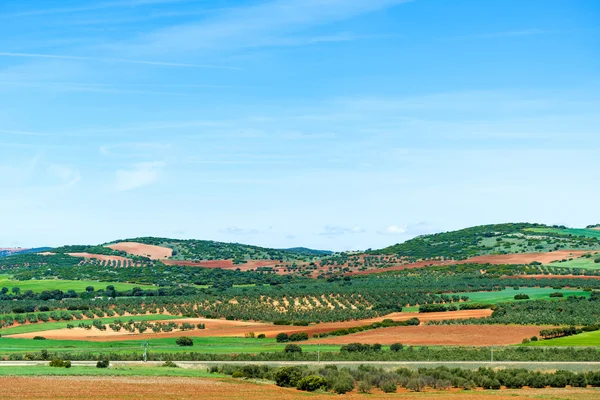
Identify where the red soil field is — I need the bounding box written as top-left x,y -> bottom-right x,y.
106,242 -> 173,260
162,259 -> 278,271
10,310 -> 492,341
464,250 -> 591,265
349,250 -> 591,276
312,325 -> 548,346
4,376 -> 588,400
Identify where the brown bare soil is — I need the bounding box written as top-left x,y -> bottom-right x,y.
106,242 -> 173,260
348,250 -> 592,276
312,325 -> 547,346
505,274 -> 600,280
67,253 -> 131,263
163,259 -> 277,271
9,310 -> 492,341
3,376 -> 599,400
464,250 -> 591,265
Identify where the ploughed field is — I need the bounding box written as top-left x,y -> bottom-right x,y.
312,325 -> 547,346
3,375 -> 600,400
6,310 -> 494,342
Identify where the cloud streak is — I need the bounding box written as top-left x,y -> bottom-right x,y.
0,52 -> 240,70
115,161 -> 165,191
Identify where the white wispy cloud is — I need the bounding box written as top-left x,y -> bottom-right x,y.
114,161 -> 165,191
46,164 -> 81,187
319,225 -> 366,236
0,52 -> 240,70
447,29 -> 552,40
116,0 -> 411,54
220,226 -> 259,236
0,0 -> 197,18
377,225 -> 406,235
100,142 -> 172,158
0,129 -> 46,136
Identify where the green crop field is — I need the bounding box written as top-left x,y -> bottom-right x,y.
0,275 -> 154,293
524,330 -> 600,347
0,314 -> 180,335
548,257 -> 600,270
0,336 -> 341,357
460,287 -> 590,304
528,228 -> 600,239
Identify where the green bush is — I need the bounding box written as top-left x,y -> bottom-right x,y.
275,333 -> 289,343
274,366 -> 303,388
162,361 -> 178,368
296,375 -> 326,392
380,380 -> 397,393
390,343 -> 403,352
96,359 -> 110,369
330,373 -> 355,394
175,337 -> 194,347
284,344 -> 302,354
49,359 -> 70,368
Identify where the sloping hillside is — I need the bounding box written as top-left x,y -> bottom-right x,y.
0,247 -> 51,258
370,223 -> 600,261
106,237 -> 327,262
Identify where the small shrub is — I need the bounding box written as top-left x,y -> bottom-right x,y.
49,359 -> 69,368
275,333 -> 289,343
162,361 -> 178,368
380,380 -> 397,393
358,380 -> 372,393
390,343 -> 403,352
96,359 -> 110,369
284,344 -> 302,353
296,375 -> 326,392
33,336 -> 46,340
274,366 -> 303,387
257,334 -> 266,339
176,336 -> 194,347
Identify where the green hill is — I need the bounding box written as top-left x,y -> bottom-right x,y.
107,237 -> 328,262
370,223 -> 600,261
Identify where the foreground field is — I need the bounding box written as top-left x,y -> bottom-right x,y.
525,330 -> 600,347
0,275 -> 154,293
5,310 -> 493,341
2,374 -> 600,399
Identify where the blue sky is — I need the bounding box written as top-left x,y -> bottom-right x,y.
0,0 -> 599,251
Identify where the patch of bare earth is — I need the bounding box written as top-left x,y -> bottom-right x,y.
313,325 -> 548,346
162,259 -> 277,271
106,242 -> 173,260
348,250 -> 592,275
2,376 -> 600,400
8,310 -> 492,342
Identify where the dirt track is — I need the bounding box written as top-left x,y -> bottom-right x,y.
9,310 -> 492,341
2,376 -> 600,399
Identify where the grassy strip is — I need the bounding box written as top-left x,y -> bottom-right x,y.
0,274 -> 154,292
458,287 -> 591,304
0,314 -> 180,335
0,336 -> 341,356
524,330 -> 600,347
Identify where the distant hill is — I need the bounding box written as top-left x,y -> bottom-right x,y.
370,223 -> 600,261
283,247 -> 333,256
0,247 -> 51,258
104,237 -> 329,262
